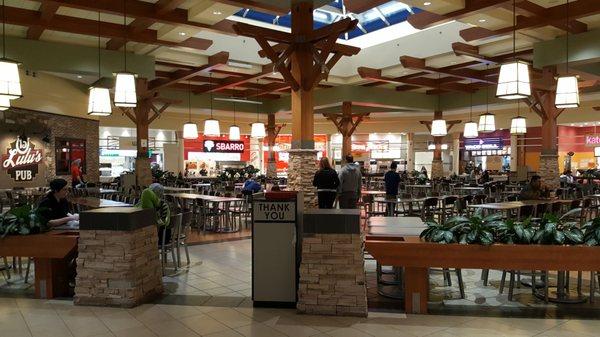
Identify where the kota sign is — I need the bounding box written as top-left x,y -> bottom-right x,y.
585,134 -> 600,147
464,137 -> 503,151
2,137 -> 43,181
203,140 -> 245,153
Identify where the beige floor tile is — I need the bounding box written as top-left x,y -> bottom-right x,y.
233,307 -> 285,324
112,326 -> 157,337
234,322 -> 288,337
98,312 -> 144,332
127,304 -> 175,325
325,327 -> 374,337
204,287 -> 238,296
0,327 -> 33,337
204,330 -> 245,337
62,315 -> 111,337
155,305 -> 203,319
206,308 -> 254,328
145,319 -> 200,337
351,322 -> 416,337
29,324 -> 75,337
179,313 -> 230,335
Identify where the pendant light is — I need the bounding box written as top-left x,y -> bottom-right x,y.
203,72 -> 221,136
479,67 -> 496,133
0,0 -> 22,100
496,0 -> 531,100
0,96 -> 9,110
88,12 -> 112,116
229,101 -> 241,140
510,101 -> 527,135
114,0 -> 137,107
251,79 -> 266,138
182,81 -> 198,139
463,82 -> 479,138
430,76 -> 447,137
555,0 -> 579,108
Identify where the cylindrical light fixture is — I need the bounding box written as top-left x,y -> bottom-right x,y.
430,119 -> 447,136
251,122 -> 266,138
183,122 -> 198,139
595,146 -> 600,158
204,119 -> 221,136
510,116 -> 527,135
555,75 -> 579,108
463,121 -> 479,138
229,101 -> 240,140
88,87 -> 112,116
478,113 -> 496,133
114,72 -> 137,107
0,59 -> 22,100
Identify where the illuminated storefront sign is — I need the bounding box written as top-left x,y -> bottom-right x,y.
2,137 -> 43,181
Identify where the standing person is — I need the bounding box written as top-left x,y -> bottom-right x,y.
313,157 -> 340,209
384,162 -> 401,215
139,183 -> 171,245
420,166 -> 428,178
338,154 -> 362,209
71,158 -> 83,189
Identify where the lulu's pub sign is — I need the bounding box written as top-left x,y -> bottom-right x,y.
2,137 -> 43,181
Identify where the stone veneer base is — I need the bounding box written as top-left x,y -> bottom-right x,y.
538,154 -> 560,190
287,149 -> 318,209
297,232 -> 368,317
431,159 -> 444,179
74,225 -> 163,308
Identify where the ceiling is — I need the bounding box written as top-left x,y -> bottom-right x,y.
4,0 -> 600,118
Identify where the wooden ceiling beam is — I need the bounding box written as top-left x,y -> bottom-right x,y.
400,55 -> 496,84
147,51 -> 229,93
26,2 -> 59,40
206,64 -> 275,93
452,42 -> 533,64
3,5 -> 213,51
407,0 -> 513,30
460,0 -> 600,41
213,0 -> 288,15
357,67 -> 476,93
344,0 -> 391,14
511,1 -> 587,34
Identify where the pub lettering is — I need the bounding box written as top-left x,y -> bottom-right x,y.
2,137 -> 43,181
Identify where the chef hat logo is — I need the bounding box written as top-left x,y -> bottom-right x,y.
205,140 -> 215,152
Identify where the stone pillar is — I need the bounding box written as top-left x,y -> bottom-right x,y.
431,159 -> 444,179
75,208 -> 163,308
510,134 -> 519,172
298,210 -> 367,317
287,149 -> 318,209
452,132 -> 460,175
539,153 -> 560,190
406,132 -> 415,172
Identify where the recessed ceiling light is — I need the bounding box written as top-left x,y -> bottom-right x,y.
584,122 -> 588,125
213,10 -> 222,15
179,32 -> 186,36
423,2 -> 432,6
77,75 -> 82,79
478,19 -> 486,23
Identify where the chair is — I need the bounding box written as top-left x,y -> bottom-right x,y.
438,195 -> 458,223
420,197 -> 439,222
175,212 -> 193,267
159,213 -> 182,275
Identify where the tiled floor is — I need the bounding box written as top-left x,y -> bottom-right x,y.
2,239 -> 600,336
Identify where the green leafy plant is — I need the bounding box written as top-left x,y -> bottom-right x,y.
494,217 -> 536,244
0,205 -> 42,238
446,210 -> 502,245
582,217 -> 600,246
420,219 -> 456,244
532,211 -> 583,245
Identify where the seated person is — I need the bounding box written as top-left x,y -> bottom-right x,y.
519,175 -> 550,200
139,183 -> 171,245
37,178 -> 79,229
242,174 -> 262,193
560,170 -> 575,185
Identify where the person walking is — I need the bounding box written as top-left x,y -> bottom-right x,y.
313,157 -> 340,209
338,154 -> 362,209
384,162 -> 401,215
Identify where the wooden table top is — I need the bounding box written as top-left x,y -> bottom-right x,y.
406,184 -> 431,188
0,231 -> 78,258
374,195 -> 458,204
468,199 -> 573,210
163,187 -> 195,192
70,197 -> 131,208
166,193 -> 243,202
367,216 -> 426,237
368,216 -> 425,227
362,190 -> 386,195
453,186 -> 485,190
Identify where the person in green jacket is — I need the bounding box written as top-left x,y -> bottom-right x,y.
139,183 -> 171,245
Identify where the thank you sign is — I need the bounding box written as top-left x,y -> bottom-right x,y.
2,137 -> 43,181
253,201 -> 296,222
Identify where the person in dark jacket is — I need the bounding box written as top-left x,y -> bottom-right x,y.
313,157 -> 340,208
384,162 -> 401,215
37,178 -> 79,228
519,175 -> 549,200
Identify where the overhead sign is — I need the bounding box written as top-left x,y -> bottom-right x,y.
2,137 -> 43,181
464,137 -> 504,151
203,140 -> 245,153
585,134 -> 600,147
253,201 -> 296,222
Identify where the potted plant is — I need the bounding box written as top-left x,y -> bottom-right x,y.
445,210 -> 501,245
532,212 -> 584,245
583,217 -> 600,246
493,217 -> 536,244
419,219 -> 456,244
0,205 -> 42,238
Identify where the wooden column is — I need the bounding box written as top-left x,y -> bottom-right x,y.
290,1 -> 314,150
406,132 -> 415,172
265,113 -> 284,178
452,132 -> 461,175
325,102 -> 368,164
420,111 -> 461,179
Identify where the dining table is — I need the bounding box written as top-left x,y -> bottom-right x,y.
163,186 -> 195,193
70,197 -> 131,209
166,193 -> 244,232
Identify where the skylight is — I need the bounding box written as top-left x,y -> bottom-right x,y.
233,0 -> 420,40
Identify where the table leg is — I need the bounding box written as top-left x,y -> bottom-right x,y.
34,258 -> 70,299
404,267 -> 429,314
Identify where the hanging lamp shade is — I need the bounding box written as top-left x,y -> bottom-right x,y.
183,122 -> 198,139
203,118 -> 221,136
496,60 -> 531,99
0,95 -> 10,111
251,122 -> 266,138
595,147 -> 600,158
555,75 -> 579,108
510,116 -> 527,135
430,119 -> 447,137
478,113 -> 496,133
87,87 -> 112,116
229,125 -> 241,140
114,72 -> 137,107
463,121 -> 479,139
0,59 -> 22,100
